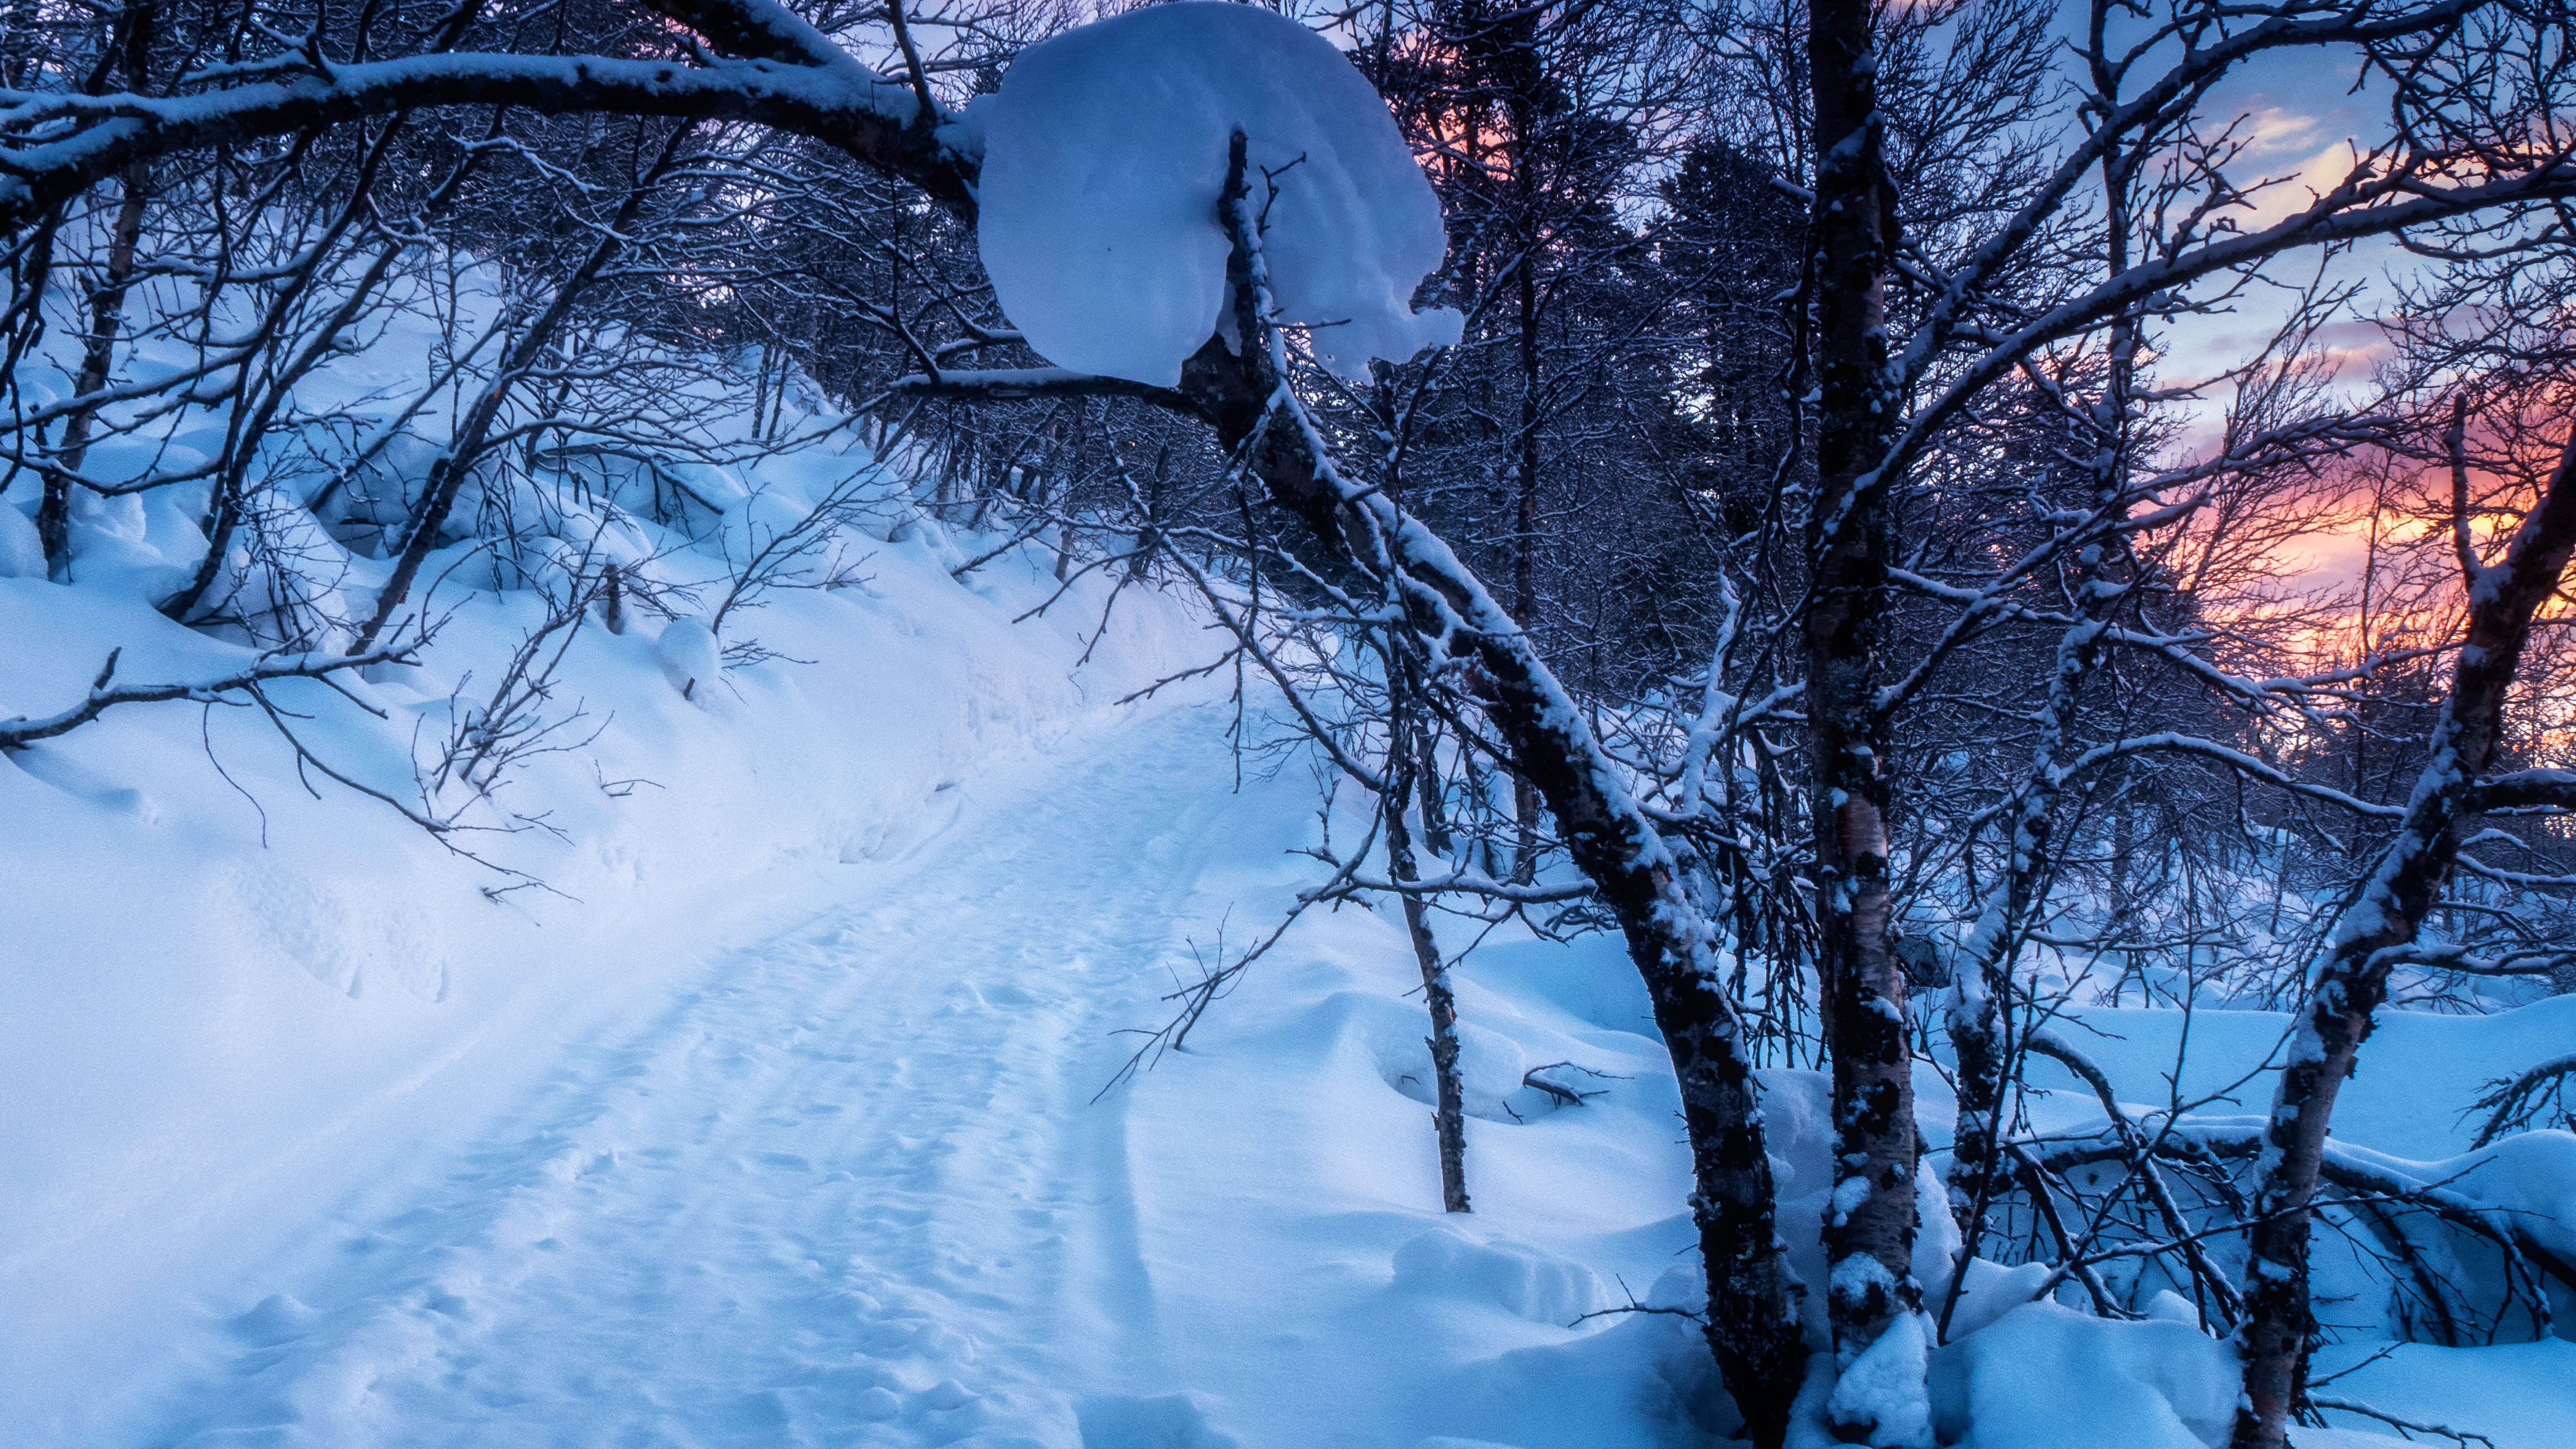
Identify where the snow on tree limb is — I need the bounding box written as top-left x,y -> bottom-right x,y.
969,3 -> 1461,387
883,367 -> 1196,412
0,43 -> 976,230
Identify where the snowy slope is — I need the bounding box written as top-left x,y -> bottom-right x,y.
0,510 -> 1214,1437
2,640 -> 1735,1447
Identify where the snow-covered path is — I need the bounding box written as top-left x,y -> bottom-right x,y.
125,705 -> 1252,1449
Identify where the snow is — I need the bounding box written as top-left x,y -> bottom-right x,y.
2309,1338 -> 2576,1449
1941,1259 -> 2056,1341
0,498 -> 1209,1428
1391,1226 -> 1612,1324
974,2 -> 1464,386
1928,1302 -> 2238,1449
1825,1311 -> 1933,1447
2,449 -> 1735,1448
0,654 -> 1745,1446
654,614 -> 722,694
0,498 -> 42,576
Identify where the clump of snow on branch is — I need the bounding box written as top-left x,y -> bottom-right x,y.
973,2 -> 1464,386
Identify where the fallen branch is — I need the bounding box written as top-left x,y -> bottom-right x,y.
2307,1395 -> 2496,1449
1522,1061 -> 1622,1108
2468,1053 -> 2576,1149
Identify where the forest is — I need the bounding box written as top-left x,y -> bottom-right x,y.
3,0 -> 2574,1446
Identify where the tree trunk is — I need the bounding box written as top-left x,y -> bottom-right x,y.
38,3 -> 156,574
1386,675 -> 1469,1214
1506,12 -> 1545,888
1181,349 -> 1810,1449
1807,0 -> 1921,1419
1937,975 -> 2004,1338
2232,420 -> 2576,1449
1414,714 -> 1454,859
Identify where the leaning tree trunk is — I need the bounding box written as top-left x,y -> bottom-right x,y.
912,334 -> 1819,1448
1385,670 -> 1470,1213
1503,5 -> 1546,888
1211,137 -> 1806,1441
1210,421 -> 1813,1437
1807,0 -> 1922,1428
2232,419 -> 2576,1449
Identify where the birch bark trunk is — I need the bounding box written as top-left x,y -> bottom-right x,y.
2232,423 -> 2576,1448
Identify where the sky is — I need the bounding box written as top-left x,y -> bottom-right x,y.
2157,41 -> 2407,396
2106,26 -> 2430,596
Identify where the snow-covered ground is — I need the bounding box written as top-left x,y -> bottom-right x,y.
93,704 -> 1739,1449
0,491 -> 1717,1447
7,537 -> 2570,1448
0,552 -> 1710,1447
5,434 -> 2572,1449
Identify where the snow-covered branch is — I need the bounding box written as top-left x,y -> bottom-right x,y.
0,44 -> 975,233
0,643 -> 413,748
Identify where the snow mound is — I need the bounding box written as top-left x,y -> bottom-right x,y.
0,498 -> 42,577
655,617 -> 721,696
1928,1301 -> 2237,1448
976,2 -> 1463,386
1827,1310 -> 1933,1448
1391,1226 -> 1608,1324
1940,1258 -> 2053,1342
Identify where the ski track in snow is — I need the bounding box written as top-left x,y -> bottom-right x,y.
140,707 -> 1233,1449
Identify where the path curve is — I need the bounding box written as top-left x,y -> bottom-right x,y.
141,705 -> 1243,1449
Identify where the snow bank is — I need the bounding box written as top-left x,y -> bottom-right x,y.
975,2 -> 1463,386
1928,1302 -> 2238,1448
0,485 -> 1211,1433
2310,1338 -> 2576,1449
1391,1226 -> 1611,1324
2011,997 -> 2576,1161
1909,996 -> 2576,1448
1092,880 -> 1739,1447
